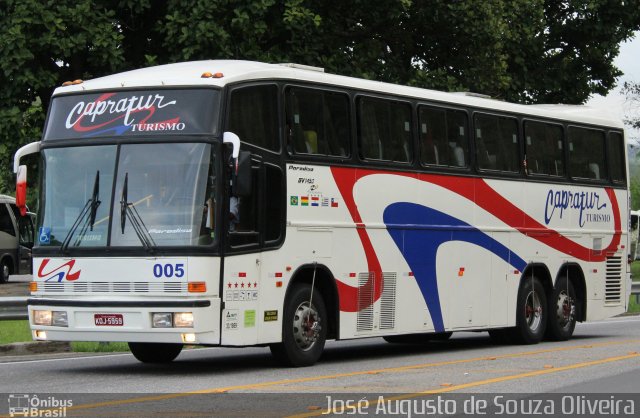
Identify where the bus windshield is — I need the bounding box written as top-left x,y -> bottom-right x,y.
38,142 -> 217,250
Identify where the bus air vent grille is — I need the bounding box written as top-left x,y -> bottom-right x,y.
42,283 -> 64,293
605,256 -> 622,304
40,281 -> 189,294
91,282 -> 110,293
73,283 -> 88,292
379,273 -> 396,330
113,283 -> 131,293
357,272 -> 374,332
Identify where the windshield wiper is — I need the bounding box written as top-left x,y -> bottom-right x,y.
60,170 -> 101,253
119,172 -> 157,252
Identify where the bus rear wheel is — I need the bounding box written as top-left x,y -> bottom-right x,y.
270,284 -> 327,367
509,276 -> 547,344
546,277 -> 577,341
128,342 -> 183,363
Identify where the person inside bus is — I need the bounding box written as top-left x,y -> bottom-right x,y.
199,198 -> 214,244
421,129 -> 440,165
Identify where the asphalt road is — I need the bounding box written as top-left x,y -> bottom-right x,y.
1,316 -> 639,417
0,275 -> 30,297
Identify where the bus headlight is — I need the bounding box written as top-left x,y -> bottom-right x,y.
33,310 -> 52,326
33,310 -> 69,327
173,312 -> 194,328
152,313 -> 173,328
152,312 -> 194,328
52,311 -> 68,327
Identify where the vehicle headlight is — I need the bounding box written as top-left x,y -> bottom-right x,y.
52,311 -> 68,327
152,313 -> 173,328
33,310 -> 69,327
33,310 -> 52,326
173,312 -> 194,328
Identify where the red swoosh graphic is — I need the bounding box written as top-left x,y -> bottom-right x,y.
37,258 -> 81,281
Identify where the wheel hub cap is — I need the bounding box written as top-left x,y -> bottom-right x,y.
525,291 -> 542,332
556,292 -> 575,329
292,302 -> 321,351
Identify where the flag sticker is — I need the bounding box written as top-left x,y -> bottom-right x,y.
294,195 -> 340,208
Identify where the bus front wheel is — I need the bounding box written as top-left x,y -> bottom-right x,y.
270,284 -> 327,367
128,342 -> 183,363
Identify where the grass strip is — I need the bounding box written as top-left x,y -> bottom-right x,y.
0,320 -> 32,344
71,341 -> 130,352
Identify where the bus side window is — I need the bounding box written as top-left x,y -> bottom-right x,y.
358,97 -> 412,163
568,127 -> 607,180
608,131 -> 626,184
419,106 -> 469,168
229,160 -> 260,248
286,87 -> 350,157
228,160 -> 284,249
525,121 -> 564,176
474,113 -> 519,173
227,84 -> 279,152
264,164 -> 283,244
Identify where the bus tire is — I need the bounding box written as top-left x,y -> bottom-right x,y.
545,277 -> 577,341
510,276 -> 547,344
0,258 -> 11,283
128,342 -> 183,363
270,284 -> 327,367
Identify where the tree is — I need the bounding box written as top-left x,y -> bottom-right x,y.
622,81 -> 640,130
1,0 -> 639,199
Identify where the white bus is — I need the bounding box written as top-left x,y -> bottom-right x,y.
14,60 -> 630,366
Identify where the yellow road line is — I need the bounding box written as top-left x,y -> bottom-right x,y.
2,339 -> 637,417
288,352 -> 640,417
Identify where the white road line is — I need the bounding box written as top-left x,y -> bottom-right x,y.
0,347 -> 222,366
579,317 -> 640,325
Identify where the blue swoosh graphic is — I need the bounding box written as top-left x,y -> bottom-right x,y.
384,203 -> 527,332
84,124 -> 132,137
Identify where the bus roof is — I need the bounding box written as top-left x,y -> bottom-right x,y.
54,60 -> 623,129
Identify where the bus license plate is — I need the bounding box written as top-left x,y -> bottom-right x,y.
94,314 -> 124,326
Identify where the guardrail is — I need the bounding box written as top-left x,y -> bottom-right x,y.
0,284 -> 639,321
0,296 -> 28,320
632,282 -> 640,304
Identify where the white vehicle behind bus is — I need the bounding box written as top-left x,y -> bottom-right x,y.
0,194 -> 34,283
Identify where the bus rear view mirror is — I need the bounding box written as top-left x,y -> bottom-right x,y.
233,151 -> 252,197
16,165 -> 28,216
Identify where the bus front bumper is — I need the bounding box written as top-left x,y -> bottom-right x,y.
27,297 -> 221,345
